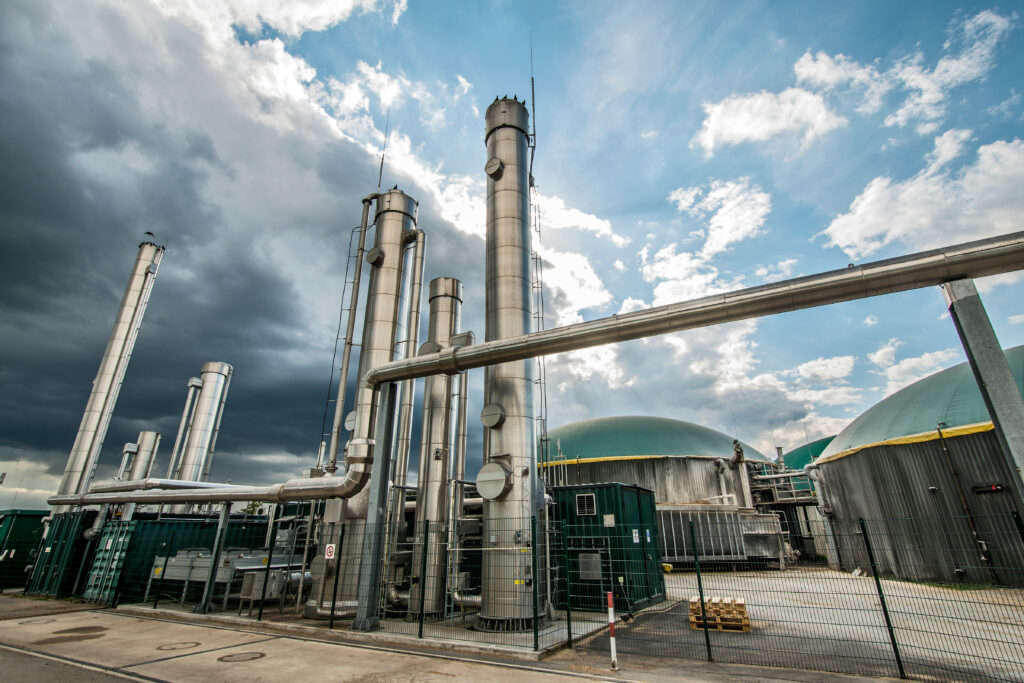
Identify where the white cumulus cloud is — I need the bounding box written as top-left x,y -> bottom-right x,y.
692,88 -> 847,156
795,50 -> 891,113
822,133 -> 1024,259
755,258 -> 798,282
868,338 -> 960,396
793,355 -> 856,382
794,10 -> 1014,134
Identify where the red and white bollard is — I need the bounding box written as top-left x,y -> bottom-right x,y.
607,591 -> 619,671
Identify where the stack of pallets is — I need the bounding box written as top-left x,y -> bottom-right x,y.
688,596 -> 750,632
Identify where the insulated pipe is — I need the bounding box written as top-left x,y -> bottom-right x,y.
714,459 -> 730,501
117,443 -> 138,480
55,241 -> 164,513
166,377 -> 202,478
123,431 -> 161,521
129,431 -> 161,481
201,370 -> 231,482
89,478 -> 245,493
394,230 -> 426,489
326,193 -> 378,474
363,231 -> 1024,387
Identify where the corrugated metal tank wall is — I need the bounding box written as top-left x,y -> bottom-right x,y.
559,457 -> 747,506
818,430 -> 1024,584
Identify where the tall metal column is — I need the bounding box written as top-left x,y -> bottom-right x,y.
308,189 -> 419,621
170,362 -> 233,513
410,278 -> 463,615
942,278 -> 1024,500
55,240 -> 164,513
478,96 -> 540,630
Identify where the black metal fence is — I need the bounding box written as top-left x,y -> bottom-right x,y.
579,513 -> 1024,683
120,510 -> 1024,682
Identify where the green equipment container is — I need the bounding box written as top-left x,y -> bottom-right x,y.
0,510 -> 47,590
25,509 -> 98,597
82,516 -> 268,604
553,482 -> 665,613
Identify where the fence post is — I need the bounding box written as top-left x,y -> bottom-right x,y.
418,520 -> 429,638
1012,511 -> 1024,545
152,531 -> 176,610
257,507 -> 280,621
689,520 -> 713,662
531,515 -> 540,651
328,524 -> 345,629
560,520 -> 573,648
606,590 -> 619,670
860,518 -> 906,680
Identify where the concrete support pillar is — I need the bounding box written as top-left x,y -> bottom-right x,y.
941,278 -> 1024,500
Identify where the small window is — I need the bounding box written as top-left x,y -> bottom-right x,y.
576,493 -> 596,516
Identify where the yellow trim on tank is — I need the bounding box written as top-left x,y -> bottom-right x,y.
816,421 -> 995,463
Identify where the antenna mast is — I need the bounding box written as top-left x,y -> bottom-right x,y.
377,109 -> 390,191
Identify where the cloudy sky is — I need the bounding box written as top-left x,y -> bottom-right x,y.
2,0 -> 1023,508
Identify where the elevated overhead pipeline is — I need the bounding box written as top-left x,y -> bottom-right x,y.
363,230 -> 1024,386
48,231 -> 1024,510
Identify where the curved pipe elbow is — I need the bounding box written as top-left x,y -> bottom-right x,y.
452,590 -> 482,608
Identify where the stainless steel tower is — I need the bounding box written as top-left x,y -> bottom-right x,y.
307,188 -> 420,618
478,97 -> 541,630
411,278 -> 463,615
345,189 -> 419,521
168,362 -> 233,512
54,241 -> 164,513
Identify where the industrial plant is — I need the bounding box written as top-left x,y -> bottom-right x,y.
3,94 -> 1024,682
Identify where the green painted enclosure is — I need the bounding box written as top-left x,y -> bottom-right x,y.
82,516 -> 268,604
553,482 -> 665,612
0,510 -> 46,590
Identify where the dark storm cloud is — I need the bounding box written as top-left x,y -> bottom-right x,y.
0,1 -> 378,489
0,0 -> 501,497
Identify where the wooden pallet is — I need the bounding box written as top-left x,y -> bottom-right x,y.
688,596 -> 751,632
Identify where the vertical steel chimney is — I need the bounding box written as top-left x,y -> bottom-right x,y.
478,97 -> 540,630
411,277 -> 463,615
307,189 -> 419,619
54,240 -> 164,513
169,362 -> 232,513
129,430 -> 161,480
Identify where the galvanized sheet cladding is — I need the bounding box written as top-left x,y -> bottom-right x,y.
818,430 -> 1024,584
555,457 -> 748,506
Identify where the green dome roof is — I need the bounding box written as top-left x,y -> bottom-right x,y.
820,344 -> 1024,460
783,435 -> 835,470
547,416 -> 769,462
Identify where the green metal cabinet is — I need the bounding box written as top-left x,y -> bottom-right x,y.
82,517 -> 268,604
0,510 -> 46,590
553,482 -> 665,612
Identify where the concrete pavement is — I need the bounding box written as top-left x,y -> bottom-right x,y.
0,595 -> 895,682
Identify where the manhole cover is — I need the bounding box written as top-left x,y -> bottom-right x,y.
18,619 -> 55,625
157,641 -> 201,651
218,652 -> 265,663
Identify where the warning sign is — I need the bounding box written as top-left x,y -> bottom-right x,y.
324,543 -> 336,560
